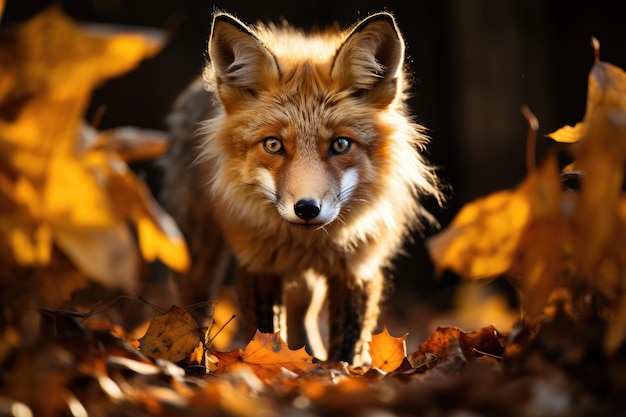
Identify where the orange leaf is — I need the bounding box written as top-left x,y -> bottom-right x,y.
369,326 -> 407,372
213,330 -> 318,382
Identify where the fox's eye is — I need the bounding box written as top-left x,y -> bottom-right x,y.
329,137 -> 352,155
263,137 -> 284,154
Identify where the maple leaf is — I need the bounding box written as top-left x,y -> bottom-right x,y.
0,7 -> 189,294
369,326 -> 408,372
213,330 -> 318,382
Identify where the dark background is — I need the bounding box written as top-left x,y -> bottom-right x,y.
4,0 -> 626,323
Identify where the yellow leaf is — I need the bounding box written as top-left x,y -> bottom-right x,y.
0,174 -> 52,267
107,162 -> 190,273
547,122 -> 586,144
43,153 -> 118,229
0,7 -> 185,292
0,6 -> 166,183
427,152 -> 564,317
549,50 -> 626,282
427,188 -> 529,279
135,215 -> 189,273
9,224 -> 52,266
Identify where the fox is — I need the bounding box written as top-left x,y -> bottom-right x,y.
160,11 -> 442,364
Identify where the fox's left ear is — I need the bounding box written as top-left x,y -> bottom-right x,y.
332,13 -> 405,108
207,12 -> 279,112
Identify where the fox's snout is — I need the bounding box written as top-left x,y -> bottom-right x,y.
294,199 -> 321,221
279,192 -> 339,226
257,166 -> 359,227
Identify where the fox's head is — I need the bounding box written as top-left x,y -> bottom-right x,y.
200,12 -> 439,231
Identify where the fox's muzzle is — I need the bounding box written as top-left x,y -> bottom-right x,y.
294,199 -> 322,220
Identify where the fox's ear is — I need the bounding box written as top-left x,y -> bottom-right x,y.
332,13 -> 405,108
207,13 -> 279,111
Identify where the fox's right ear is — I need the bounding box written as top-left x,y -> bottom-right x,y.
206,13 -> 279,111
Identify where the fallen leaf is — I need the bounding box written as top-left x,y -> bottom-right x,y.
138,306 -> 203,363
409,326 -> 504,369
213,330 -> 318,382
369,326 -> 408,372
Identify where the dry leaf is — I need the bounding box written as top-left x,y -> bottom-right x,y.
213,331 -> 318,382
409,326 -> 504,369
369,326 -> 408,372
138,306 -> 203,363
547,43 -> 626,352
0,7 -> 188,294
429,39 -> 626,351
427,151 -> 563,311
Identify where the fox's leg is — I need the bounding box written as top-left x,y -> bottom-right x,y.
326,270 -> 384,365
236,269 -> 282,340
283,271 -> 327,359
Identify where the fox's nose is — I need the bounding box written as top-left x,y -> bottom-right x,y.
294,199 -> 321,220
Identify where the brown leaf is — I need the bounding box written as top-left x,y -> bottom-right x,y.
409,326 -> 504,369
138,306 -> 203,363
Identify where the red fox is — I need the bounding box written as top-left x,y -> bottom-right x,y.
161,11 -> 442,364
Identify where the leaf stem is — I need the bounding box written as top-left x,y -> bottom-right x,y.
521,105 -> 539,173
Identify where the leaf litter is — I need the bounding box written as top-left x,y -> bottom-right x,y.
1,8 -> 626,417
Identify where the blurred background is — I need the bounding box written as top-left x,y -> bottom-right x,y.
3,0 -> 626,340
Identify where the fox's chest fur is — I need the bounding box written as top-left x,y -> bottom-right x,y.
162,11 -> 441,365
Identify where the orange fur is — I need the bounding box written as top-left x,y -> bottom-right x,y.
161,11 -> 442,364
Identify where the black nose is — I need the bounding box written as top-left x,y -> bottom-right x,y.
294,199 -> 321,220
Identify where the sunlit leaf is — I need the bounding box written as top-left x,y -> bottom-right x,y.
107,163 -> 190,273
0,6 -> 165,180
428,152 -> 562,289
369,326 -> 407,372
214,331 -> 318,382
0,7 -> 187,294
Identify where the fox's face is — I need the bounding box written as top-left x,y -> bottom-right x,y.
201,13 -> 431,230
